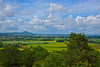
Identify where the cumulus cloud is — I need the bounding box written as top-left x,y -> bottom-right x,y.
19,10 -> 34,15
0,1 -> 99,34
1,14 -> 100,34
0,20 -> 18,31
45,3 -> 67,13
18,18 -> 24,22
13,14 -> 100,34
29,15 -> 43,24
75,15 -> 100,34
46,13 -> 63,24
55,25 -> 66,30
0,0 -> 14,21
0,0 -> 100,34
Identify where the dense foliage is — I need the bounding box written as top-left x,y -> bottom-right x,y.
66,33 -> 100,67
0,46 -> 20,67
0,42 -> 3,47
0,33 -> 100,67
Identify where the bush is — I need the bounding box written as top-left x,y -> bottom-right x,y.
33,46 -> 49,62
56,39 -> 65,42
43,42 -> 49,44
0,42 -> 3,47
30,46 -> 33,49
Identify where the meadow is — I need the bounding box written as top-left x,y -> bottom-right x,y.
2,40 -> 100,52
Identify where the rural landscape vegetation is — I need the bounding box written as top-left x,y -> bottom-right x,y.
0,0 -> 100,67
0,32 -> 100,67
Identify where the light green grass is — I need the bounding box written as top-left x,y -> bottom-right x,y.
2,41 -> 56,44
0,47 -> 4,49
1,41 -> 100,52
88,38 -> 100,41
88,43 -> 98,46
88,43 -> 100,49
21,42 -> 67,51
95,49 -> 100,52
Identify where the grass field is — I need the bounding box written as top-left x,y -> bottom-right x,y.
88,43 -> 100,52
1,41 -> 100,52
3,41 -> 56,43
88,38 -> 100,41
21,42 -> 67,51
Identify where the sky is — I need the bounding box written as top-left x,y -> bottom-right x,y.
0,0 -> 100,34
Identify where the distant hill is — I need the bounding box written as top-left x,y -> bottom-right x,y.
0,31 -> 35,36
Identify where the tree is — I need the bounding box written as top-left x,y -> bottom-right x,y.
56,39 -> 65,42
41,51 -> 65,67
68,33 -> 91,51
17,48 -> 34,67
65,32 -> 100,67
0,42 -> 3,47
33,46 -> 49,62
0,46 -> 20,67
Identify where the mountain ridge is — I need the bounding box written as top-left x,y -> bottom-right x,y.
0,31 -> 35,36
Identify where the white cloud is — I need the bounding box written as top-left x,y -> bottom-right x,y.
19,10 -> 34,15
18,18 -> 24,22
0,20 -> 17,30
45,3 -> 67,13
0,14 -> 100,34
75,15 -> 100,34
0,0 -> 100,34
55,25 -> 66,30
0,1 -> 14,21
5,4 -> 14,17
47,13 -> 63,22
29,15 -> 43,24
75,16 -> 86,23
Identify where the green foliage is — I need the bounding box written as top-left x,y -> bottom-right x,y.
41,51 -> 65,67
56,39 -> 65,42
68,32 -> 91,51
43,42 -> 49,44
33,46 -> 49,62
14,43 -> 19,47
0,46 -> 20,67
17,48 -> 34,67
30,46 -> 33,49
38,38 -> 55,41
0,33 -> 100,67
0,42 -> 3,47
65,32 -> 100,67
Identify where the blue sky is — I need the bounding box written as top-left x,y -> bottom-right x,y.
0,0 -> 100,34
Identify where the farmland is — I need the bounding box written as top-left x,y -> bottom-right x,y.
2,41 -> 67,51
1,40 -> 100,52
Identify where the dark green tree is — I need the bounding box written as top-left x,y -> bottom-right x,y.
65,32 -> 100,67
33,46 -> 49,62
0,42 -> 3,47
0,46 -> 20,67
68,33 -> 91,51
17,48 -> 34,67
41,51 -> 65,67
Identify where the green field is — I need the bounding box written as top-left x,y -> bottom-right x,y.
3,41 -> 56,43
2,41 -> 100,52
88,38 -> 100,41
88,43 -> 100,52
